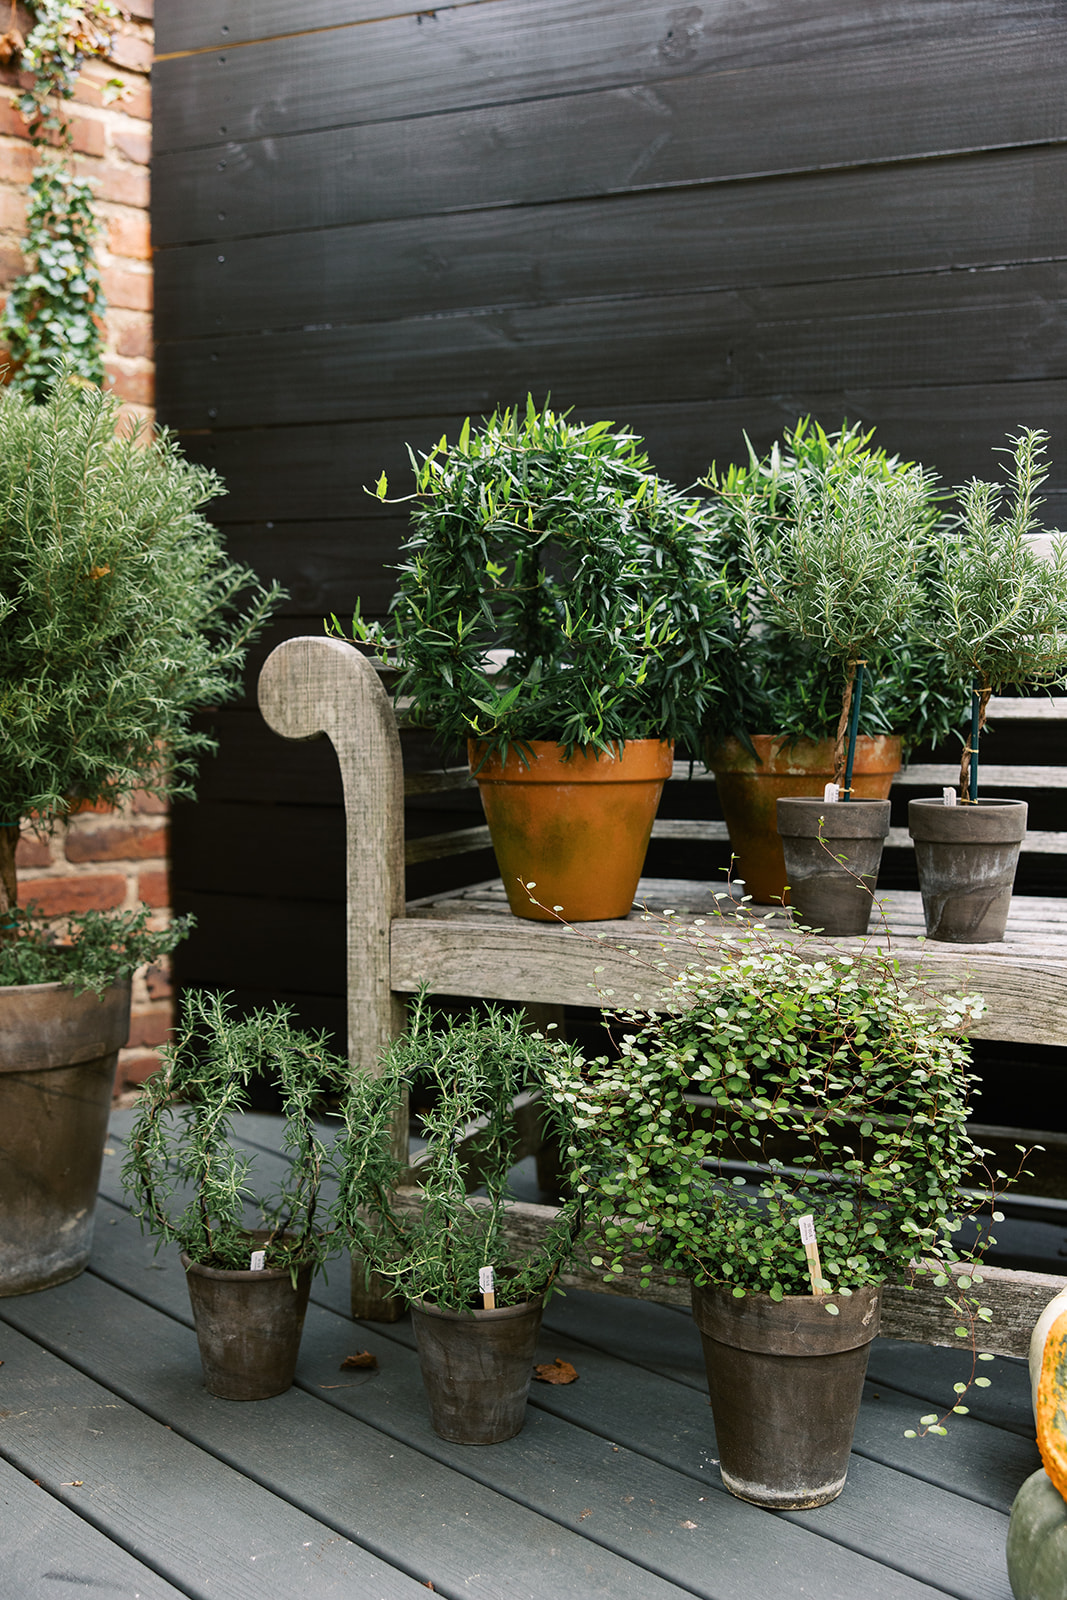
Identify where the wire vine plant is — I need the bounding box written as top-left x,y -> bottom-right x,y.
122,991 -> 348,1278
1,0 -> 125,396
334,993 -> 584,1311
537,895 -> 1030,1436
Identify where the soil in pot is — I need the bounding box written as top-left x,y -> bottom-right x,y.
777,798 -> 891,936
0,978 -> 131,1296
182,1237 -> 313,1401
410,1296 -> 543,1443
707,735 -> 901,905
908,797 -> 1028,943
469,738 -> 673,921
691,1281 -> 881,1509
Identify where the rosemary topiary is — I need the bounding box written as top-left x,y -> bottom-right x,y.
334,994 -> 583,1310
122,990 -> 347,1274
927,428 -> 1067,799
0,376 -> 282,921
342,398 -> 731,762
701,420 -> 968,767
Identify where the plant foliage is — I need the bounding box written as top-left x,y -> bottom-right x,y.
701,420 -> 969,754
0,903 -> 191,995
342,399 -> 731,761
122,991 -> 348,1274
0,376 -> 282,914
333,994 -> 583,1310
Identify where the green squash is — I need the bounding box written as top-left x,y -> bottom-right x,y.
1008,1469 -> 1067,1598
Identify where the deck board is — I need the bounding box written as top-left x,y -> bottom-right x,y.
0,1112 -> 1047,1600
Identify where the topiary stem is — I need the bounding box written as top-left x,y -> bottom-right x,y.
833,660 -> 858,787
0,824 -> 18,923
959,677 -> 992,801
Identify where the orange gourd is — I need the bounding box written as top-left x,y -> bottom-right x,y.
1037,1308 -> 1067,1503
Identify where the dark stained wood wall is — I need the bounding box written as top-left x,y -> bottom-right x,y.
154,0 -> 1067,1048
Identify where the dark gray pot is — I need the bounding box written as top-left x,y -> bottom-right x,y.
777,798 -> 891,936
691,1281 -> 881,1509
908,797 -> 1028,943
182,1238 -> 313,1401
410,1297 -> 543,1444
0,979 -> 131,1296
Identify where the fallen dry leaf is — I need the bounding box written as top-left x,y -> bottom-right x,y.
0,27 -> 25,65
579,1507 -> 592,1520
340,1351 -> 378,1370
533,1358 -> 578,1385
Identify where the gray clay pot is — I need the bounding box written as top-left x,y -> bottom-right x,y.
691,1281 -> 881,1509
908,797 -> 1027,943
777,798 -> 891,936
410,1296 -> 543,1444
183,1239 -> 313,1401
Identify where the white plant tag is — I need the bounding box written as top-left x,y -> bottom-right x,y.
797,1214 -> 816,1246
942,786 -> 957,806
249,1249 -> 266,1272
823,782 -> 839,803
796,1215 -> 825,1297
479,1265 -> 496,1310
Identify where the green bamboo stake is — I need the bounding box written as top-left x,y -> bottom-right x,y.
967,677 -> 981,804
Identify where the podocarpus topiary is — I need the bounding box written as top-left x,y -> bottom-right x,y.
0,374 -> 282,941
340,397 -> 732,764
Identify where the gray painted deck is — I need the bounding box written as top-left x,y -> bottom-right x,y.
0,1111 -> 1042,1600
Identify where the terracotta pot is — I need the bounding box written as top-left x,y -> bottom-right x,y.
691,1280 -> 881,1509
0,978 -> 131,1296
410,1296 -> 544,1444
469,738 -> 673,921
182,1234 -> 313,1401
777,797 -> 891,936
908,796 -> 1028,943
707,735 -> 902,905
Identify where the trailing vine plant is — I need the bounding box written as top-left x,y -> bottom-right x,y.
1,1 -> 124,397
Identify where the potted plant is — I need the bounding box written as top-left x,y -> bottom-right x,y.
334,994 -> 583,1444
545,917 -> 1006,1508
341,398 -> 730,921
0,374 -> 280,1296
122,991 -> 346,1401
909,428 -> 1067,942
701,420 -> 968,910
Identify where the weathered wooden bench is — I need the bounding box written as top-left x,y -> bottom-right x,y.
258,635 -> 1067,1354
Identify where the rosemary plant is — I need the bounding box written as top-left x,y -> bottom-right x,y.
0,376 -> 282,925
701,420 -> 967,770
927,429 -> 1067,799
122,991 -> 347,1275
0,904 -> 191,996
334,995 -> 583,1310
341,398 -> 731,762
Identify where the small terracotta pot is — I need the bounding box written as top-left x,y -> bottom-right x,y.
908,797 -> 1028,943
410,1296 -> 544,1444
691,1281 -> 881,1509
182,1236 -> 313,1401
469,737 -> 673,921
707,735 -> 902,905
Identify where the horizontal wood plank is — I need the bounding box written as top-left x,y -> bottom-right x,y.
153,0 -> 1067,152
155,154 -> 1067,341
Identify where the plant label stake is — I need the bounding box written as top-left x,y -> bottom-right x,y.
249,1249 -> 266,1272
479,1265 -> 496,1310
797,1215 -> 825,1296
823,782 -> 839,803
942,786 -> 957,807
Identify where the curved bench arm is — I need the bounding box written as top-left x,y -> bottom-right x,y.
258,636 -> 406,1084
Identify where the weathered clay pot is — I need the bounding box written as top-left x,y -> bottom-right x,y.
0,978 -> 131,1296
691,1281 -> 881,1509
350,1250 -> 405,1323
908,797 -> 1027,943
182,1237 -> 313,1401
410,1296 -> 543,1444
707,735 -> 902,904
469,738 -> 673,921
777,797 -> 892,935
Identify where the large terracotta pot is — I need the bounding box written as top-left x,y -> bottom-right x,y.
707,734 -> 902,905
0,978 -> 131,1295
469,737 -> 673,921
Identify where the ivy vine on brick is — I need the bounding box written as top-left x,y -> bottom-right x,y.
1,1 -> 124,399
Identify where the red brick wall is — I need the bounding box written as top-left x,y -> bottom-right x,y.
4,3 -> 170,1093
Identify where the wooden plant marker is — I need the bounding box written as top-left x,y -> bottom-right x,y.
797,1215 -> 825,1296
479,1266 -> 496,1311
